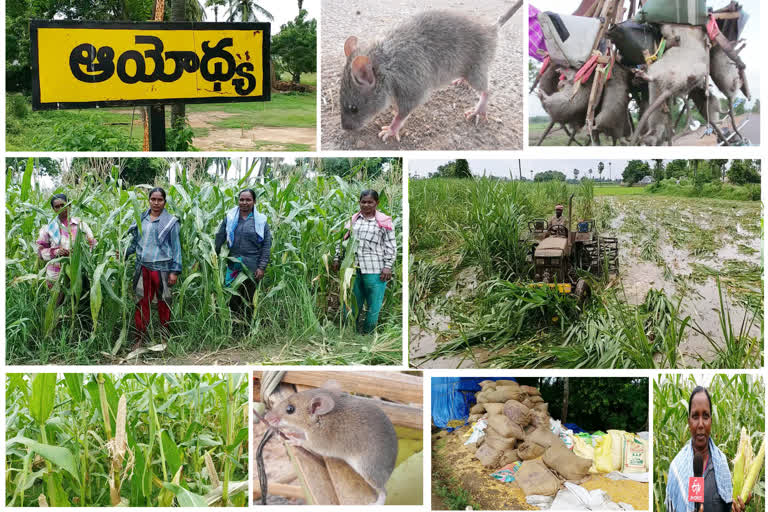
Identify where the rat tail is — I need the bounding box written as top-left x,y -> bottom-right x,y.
496,0 -> 523,29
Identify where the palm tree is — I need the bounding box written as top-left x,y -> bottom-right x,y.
226,0 -> 273,22
597,161 -> 604,180
206,0 -> 227,21
574,168 -> 580,181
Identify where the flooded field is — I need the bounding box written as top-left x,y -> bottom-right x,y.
410,182 -> 763,369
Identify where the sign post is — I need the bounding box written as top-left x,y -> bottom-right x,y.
30,21 -> 271,150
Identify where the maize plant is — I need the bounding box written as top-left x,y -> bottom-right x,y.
5,373 -> 249,506
6,158 -> 403,365
653,374 -> 765,512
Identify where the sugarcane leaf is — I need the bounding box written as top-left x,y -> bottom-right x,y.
161,429 -> 182,477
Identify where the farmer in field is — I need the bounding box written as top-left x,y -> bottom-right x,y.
665,386 -> 751,512
36,193 -> 97,298
332,190 -> 396,334
214,188 -> 272,318
548,204 -> 566,229
124,187 -> 182,347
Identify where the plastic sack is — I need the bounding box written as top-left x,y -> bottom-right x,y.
538,12 -> 601,68
607,430 -> 626,472
572,434 -> 597,473
594,434 -> 616,473
622,434 -> 647,473
635,0 -> 707,26
464,419 -> 487,445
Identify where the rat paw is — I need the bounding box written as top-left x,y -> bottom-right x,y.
378,126 -> 401,142
464,109 -> 488,125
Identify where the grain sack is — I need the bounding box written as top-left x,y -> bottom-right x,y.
543,441 -> 593,480
527,427 -> 561,448
534,402 -> 549,414
468,414 -> 483,423
485,427 -> 518,451
518,441 -> 546,460
478,380 -> 497,389
528,395 -> 544,404
476,390 -> 490,403
495,380 -> 520,389
503,400 -> 531,427
487,414 -> 525,440
515,459 -> 560,496
520,385 -> 541,396
607,430 -> 627,471
500,449 -> 520,466
529,409 -> 550,429
622,435 -> 647,473
484,403 -> 505,416
521,398 -> 535,409
485,387 -> 525,403
476,443 -> 504,467
470,403 -> 485,414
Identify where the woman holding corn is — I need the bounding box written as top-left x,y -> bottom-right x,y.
36,193 -> 97,297
665,386 -> 751,512
331,189 -> 396,334
124,188 -> 182,347
214,188 -> 272,317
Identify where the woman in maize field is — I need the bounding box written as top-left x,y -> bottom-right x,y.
332,189 -> 396,334
665,386 -> 751,512
36,193 -> 97,298
124,187 -> 182,347
214,188 -> 272,317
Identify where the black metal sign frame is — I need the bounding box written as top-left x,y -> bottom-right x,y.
30,20 -> 271,110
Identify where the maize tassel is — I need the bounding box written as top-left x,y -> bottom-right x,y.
740,432 -> 766,502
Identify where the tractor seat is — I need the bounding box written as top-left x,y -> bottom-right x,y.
535,236 -> 568,257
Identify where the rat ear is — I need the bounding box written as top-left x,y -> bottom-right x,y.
309,393 -> 335,417
344,36 -> 358,57
351,56 -> 375,88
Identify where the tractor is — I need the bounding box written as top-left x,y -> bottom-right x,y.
523,194 -> 618,302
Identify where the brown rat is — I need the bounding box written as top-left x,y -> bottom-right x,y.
265,387 -> 398,505
339,1 -> 523,142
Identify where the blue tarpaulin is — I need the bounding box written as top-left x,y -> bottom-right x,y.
564,422 -> 586,434
431,377 -> 517,431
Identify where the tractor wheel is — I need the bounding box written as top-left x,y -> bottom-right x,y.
575,279 -> 590,304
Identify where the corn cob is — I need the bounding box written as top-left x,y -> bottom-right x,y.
740,432 -> 766,502
732,427 -> 749,498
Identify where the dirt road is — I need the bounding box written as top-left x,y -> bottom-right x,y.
187,112 -> 316,151
321,0 -> 523,150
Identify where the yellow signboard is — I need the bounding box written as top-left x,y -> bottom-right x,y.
31,21 -> 270,110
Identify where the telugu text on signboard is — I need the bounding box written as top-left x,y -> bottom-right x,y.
31,21 -> 270,110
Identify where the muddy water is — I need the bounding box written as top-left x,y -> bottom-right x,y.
603,196 -> 762,366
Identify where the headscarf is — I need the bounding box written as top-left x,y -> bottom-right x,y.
343,210 -> 393,240
129,209 -> 178,244
225,206 -> 267,247
665,437 -> 732,512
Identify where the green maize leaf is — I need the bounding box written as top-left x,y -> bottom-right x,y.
62,373 -> 84,404
90,258 -> 109,330
20,158 -> 33,202
8,435 -> 80,485
30,373 -> 57,425
163,483 -> 208,507
161,430 -> 182,483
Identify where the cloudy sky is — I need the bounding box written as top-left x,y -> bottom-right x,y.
529,0 -> 760,116
409,159 -> 642,180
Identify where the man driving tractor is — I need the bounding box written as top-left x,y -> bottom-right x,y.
548,204 -> 566,235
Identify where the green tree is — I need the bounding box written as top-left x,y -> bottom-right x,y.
271,10 -> 317,84
573,168 -> 580,181
652,159 -> 665,183
534,170 -> 567,182
119,158 -> 171,186
6,158 -> 61,176
727,159 -> 760,185
622,160 -> 650,185
206,0 -> 227,21
597,161 -> 604,181
226,0 -> 273,22
734,100 -> 746,116
665,159 -> 689,180
435,161 -> 456,178
454,159 -> 472,178
752,99 -> 760,113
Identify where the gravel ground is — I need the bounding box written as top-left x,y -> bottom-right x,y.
320,0 -> 523,150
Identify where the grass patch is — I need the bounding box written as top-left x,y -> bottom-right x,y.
432,467 -> 481,511
186,93 -> 316,128
278,71 -> 317,86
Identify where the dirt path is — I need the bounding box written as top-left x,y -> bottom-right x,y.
111,109 -> 316,150
320,0 -> 523,150
673,113 -> 758,146
186,112 -> 316,151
